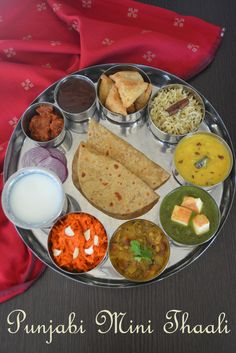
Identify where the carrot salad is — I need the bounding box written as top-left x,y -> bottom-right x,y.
49,213 -> 108,273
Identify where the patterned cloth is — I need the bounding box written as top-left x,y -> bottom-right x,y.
0,0 -> 223,302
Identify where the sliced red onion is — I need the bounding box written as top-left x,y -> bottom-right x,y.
21,147 -> 68,183
21,147 -> 51,167
38,156 -> 68,183
47,148 -> 67,165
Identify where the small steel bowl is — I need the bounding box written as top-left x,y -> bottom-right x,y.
47,212 -> 108,276
54,74 -> 97,123
1,167 -> 66,229
148,84 -> 205,144
21,102 -> 66,148
109,219 -> 170,282
172,131 -> 234,190
97,64 -> 152,124
159,185 -> 221,247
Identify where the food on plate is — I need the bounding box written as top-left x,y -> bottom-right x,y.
72,120 -> 168,218
181,196 -> 203,213
105,84 -> 127,116
174,132 -> 233,187
35,156 -> 68,184
115,78 -> 148,109
170,194 -> 211,234
127,103 -> 136,114
72,142 -> 159,219
109,71 -> 143,83
2,168 -> 65,229
109,219 -> 170,281
171,205 -> 192,226
86,120 -> 170,189
98,71 -> 152,115
135,84 -> 152,111
46,147 -> 67,165
160,186 -> 220,245
22,147 -> 68,183
29,104 -> 64,142
99,74 -> 114,105
48,212 -> 108,273
56,75 -> 96,114
149,85 -> 204,135
192,214 -> 210,236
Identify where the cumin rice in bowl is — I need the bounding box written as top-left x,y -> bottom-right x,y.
148,84 -> 205,144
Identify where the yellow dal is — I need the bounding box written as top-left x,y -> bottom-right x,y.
174,133 -> 232,187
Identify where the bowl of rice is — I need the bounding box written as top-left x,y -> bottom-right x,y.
148,84 -> 205,144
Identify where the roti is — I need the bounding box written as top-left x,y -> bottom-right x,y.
87,120 -> 170,189
72,142 -> 159,219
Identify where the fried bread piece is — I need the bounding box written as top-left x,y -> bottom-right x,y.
135,83 -> 152,111
99,74 -> 114,105
109,71 -> 144,83
105,84 -> 127,115
116,79 -> 148,108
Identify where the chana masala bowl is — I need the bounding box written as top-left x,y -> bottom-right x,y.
109,219 -> 170,282
48,212 -> 108,274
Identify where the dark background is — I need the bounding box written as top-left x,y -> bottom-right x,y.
0,1 -> 235,352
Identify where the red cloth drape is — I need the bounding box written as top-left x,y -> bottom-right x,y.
0,0 -> 223,302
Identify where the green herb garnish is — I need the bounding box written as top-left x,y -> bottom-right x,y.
130,240 -> 153,263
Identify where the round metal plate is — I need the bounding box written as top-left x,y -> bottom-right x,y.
3,64 -> 236,287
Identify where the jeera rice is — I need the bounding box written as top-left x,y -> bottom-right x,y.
149,86 -> 203,135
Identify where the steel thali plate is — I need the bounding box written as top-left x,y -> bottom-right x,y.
3,64 -> 236,287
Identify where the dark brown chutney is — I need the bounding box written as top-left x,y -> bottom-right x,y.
57,77 -> 96,114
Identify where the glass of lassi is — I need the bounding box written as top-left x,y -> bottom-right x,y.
1,167 -> 67,229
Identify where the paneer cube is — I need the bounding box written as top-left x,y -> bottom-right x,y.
192,214 -> 210,235
181,196 -> 203,213
171,205 -> 192,226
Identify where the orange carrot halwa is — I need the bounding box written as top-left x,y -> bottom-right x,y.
49,213 -> 108,273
